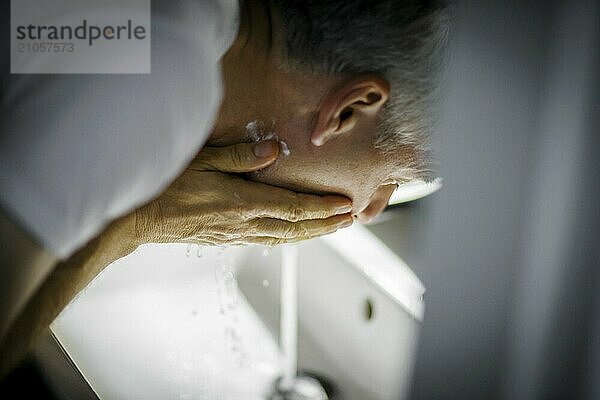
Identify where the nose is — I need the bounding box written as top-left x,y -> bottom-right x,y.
355,184 -> 397,224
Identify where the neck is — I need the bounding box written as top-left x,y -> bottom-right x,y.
227,0 -> 273,58
208,0 -> 342,148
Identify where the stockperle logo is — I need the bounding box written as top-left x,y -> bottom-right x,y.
11,0 -> 150,74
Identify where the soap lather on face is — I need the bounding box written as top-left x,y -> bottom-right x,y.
245,119 -> 291,157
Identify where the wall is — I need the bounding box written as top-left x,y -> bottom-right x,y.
368,0 -> 599,399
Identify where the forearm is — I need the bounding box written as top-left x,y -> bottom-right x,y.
0,214 -> 139,379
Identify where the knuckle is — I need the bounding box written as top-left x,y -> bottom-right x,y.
190,158 -> 210,171
245,219 -> 261,235
191,148 -> 219,170
229,147 -> 247,169
286,205 -> 305,222
260,219 -> 284,237
282,225 -> 298,239
266,237 -> 284,247
233,204 -> 252,221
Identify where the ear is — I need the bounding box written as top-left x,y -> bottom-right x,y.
311,74 -> 390,146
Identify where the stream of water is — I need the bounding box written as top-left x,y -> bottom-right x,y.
279,244 -> 298,391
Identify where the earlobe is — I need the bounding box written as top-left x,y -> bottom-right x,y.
310,75 -> 390,147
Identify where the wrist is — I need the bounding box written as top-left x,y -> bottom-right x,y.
133,200 -> 164,244
97,212 -> 141,265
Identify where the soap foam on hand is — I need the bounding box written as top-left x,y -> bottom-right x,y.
245,120 -> 290,157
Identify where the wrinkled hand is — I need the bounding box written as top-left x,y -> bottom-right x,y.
134,140 -> 353,246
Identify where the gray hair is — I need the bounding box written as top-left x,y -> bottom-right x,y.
268,0 -> 450,181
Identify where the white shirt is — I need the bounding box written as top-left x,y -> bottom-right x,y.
0,1 -> 239,259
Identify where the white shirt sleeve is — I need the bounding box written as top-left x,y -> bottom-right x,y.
0,0 -> 239,259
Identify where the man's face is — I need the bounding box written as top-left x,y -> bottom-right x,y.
214,18 -> 406,222
248,115 -> 401,222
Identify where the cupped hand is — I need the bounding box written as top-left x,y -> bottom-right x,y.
134,140 -> 353,246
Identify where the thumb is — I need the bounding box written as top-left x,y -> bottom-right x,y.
189,140 -> 279,173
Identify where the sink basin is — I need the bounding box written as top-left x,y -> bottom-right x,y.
35,224 -> 424,400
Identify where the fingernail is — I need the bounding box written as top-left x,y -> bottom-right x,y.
336,204 -> 352,214
253,141 -> 276,158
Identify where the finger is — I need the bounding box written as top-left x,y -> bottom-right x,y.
245,230 -> 341,247
356,183 -> 397,224
247,214 -> 353,239
189,140 -> 279,173
245,236 -> 295,247
247,187 -> 352,221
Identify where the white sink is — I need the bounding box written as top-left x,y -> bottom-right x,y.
36,225 -> 424,400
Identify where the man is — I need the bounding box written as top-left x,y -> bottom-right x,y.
0,0 -> 448,377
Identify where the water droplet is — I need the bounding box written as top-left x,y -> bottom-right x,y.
279,140 -> 291,156
185,243 -> 191,257
262,248 -> 270,257
262,279 -> 270,288
223,271 -> 235,283
196,245 -> 203,258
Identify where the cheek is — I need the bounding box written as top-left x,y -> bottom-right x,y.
246,144 -> 321,192
248,133 -> 382,207
348,169 -> 389,214
351,191 -> 376,215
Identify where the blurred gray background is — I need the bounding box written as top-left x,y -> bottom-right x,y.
368,0 -> 600,399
